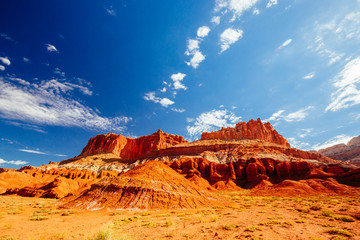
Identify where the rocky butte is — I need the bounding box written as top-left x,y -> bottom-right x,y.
0,119 -> 359,210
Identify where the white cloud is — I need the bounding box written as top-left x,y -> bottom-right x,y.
265,106 -> 313,123
0,76 -> 130,132
171,108 -> 185,113
287,137 -> 310,150
19,149 -> 46,155
8,77 -> 30,86
197,26 -> 210,38
54,154 -> 67,157
186,117 -> 195,123
159,98 -> 175,107
211,16 -> 221,25
54,67 -> 65,77
303,72 -> 315,79
46,44 -> 58,53
23,57 -> 30,63
313,134 -> 355,150
253,8 -> 260,15
144,92 -> 175,108
326,57 -> 360,112
186,50 -> 206,69
215,0 -> 258,18
0,158 -> 28,166
0,57 -> 11,66
185,39 -> 200,55
170,73 -> 187,90
1,138 -> 14,144
264,110 -> 285,122
160,87 -> 167,93
299,128 -> 313,138
284,106 -> 314,122
186,109 -> 241,139
266,0 -> 278,8
219,28 -> 243,53
0,65 -> 5,71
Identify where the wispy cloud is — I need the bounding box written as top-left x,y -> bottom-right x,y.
1,138 -> 14,144
276,39 -> 292,51
18,149 -> 46,155
287,137 -> 310,150
303,72 -> 315,79
326,56 -> 360,112
143,92 -> 174,107
313,134 -> 355,150
23,57 -> 30,63
219,28 -> 243,53
0,158 -> 28,166
46,44 -> 58,53
265,106 -> 314,123
186,109 -> 241,140
266,0 -> 278,8
171,108 -> 185,113
0,33 -> 14,42
170,73 -> 187,90
0,76 -> 130,132
215,0 -> 258,18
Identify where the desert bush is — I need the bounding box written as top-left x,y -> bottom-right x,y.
334,215 -> 356,222
210,215 -> 218,222
222,224 -> 235,230
326,228 -> 355,237
245,226 -> 262,232
29,215 -> 48,221
320,210 -> 334,217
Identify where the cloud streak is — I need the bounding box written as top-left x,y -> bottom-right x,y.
265,106 -> 314,123
0,158 -> 28,166
326,56 -> 360,112
0,76 -> 130,132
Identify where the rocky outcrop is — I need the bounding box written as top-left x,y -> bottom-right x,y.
1,166 -> 120,198
318,136 -> 360,166
168,156 -> 360,189
201,118 -> 290,147
59,161 -> 227,210
79,129 -> 188,160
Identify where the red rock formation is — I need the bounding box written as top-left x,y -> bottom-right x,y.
59,161 -> 227,210
201,118 -> 290,147
318,136 -> 360,166
80,129 -> 188,160
168,156 -> 360,189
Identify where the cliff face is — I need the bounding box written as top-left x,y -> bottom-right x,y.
201,118 -> 290,147
318,136 -> 360,166
79,129 -> 188,160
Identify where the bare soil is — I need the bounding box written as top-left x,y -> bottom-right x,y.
0,193 -> 359,240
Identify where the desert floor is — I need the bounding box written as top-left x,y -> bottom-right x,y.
0,192 -> 359,240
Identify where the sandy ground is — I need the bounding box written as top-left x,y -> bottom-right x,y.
0,193 -> 359,240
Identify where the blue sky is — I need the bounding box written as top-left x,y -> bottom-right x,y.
1,0 -> 360,167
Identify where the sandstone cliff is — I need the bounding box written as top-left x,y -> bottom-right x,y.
319,136 -> 360,166
201,118 -> 290,147
79,129 -> 188,160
